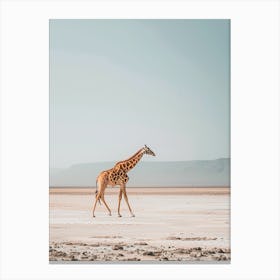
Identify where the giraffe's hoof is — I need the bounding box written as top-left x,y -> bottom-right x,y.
108,213 -> 112,216
93,215 -> 96,218
118,214 -> 122,217
131,214 -> 135,218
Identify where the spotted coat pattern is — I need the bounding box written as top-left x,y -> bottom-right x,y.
97,149 -> 145,187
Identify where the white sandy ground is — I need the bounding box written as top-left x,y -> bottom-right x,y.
49,187 -> 230,262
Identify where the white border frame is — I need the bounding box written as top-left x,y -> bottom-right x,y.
1,1 -> 279,279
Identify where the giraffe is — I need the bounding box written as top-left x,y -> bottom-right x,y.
92,145 -> 156,218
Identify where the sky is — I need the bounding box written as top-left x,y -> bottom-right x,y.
50,19 -> 230,168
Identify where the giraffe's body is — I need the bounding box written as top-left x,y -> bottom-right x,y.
92,145 -> 155,217
95,167 -> 129,189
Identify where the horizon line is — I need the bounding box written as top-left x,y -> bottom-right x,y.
49,185 -> 231,189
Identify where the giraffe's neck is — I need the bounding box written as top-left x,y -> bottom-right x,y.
114,148 -> 145,173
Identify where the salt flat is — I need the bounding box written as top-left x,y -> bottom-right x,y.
49,187 -> 230,262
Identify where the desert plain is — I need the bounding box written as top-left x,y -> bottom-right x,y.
49,187 -> 230,263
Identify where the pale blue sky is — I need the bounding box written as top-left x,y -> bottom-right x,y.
50,19 -> 230,168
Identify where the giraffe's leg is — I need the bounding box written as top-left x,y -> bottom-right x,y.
117,189 -> 123,217
101,194 -> 112,216
121,185 -> 135,217
92,192 -> 101,218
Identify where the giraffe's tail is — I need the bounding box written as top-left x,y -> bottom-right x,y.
95,180 -> 101,205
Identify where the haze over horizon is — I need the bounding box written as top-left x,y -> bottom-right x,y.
52,155 -> 230,170
50,20 -> 230,169
50,158 -> 230,187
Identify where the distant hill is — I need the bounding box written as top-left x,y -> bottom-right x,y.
50,158 -> 230,187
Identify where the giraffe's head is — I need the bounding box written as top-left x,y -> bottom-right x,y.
143,145 -> 156,156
